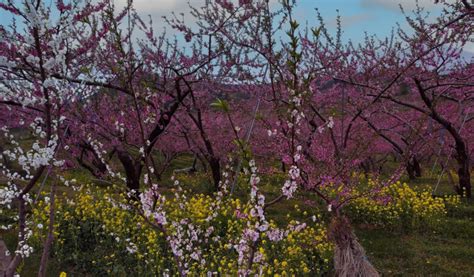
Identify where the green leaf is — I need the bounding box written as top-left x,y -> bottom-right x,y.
210,98 -> 230,112
312,26 -> 322,38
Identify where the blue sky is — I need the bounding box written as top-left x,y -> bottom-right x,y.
295,0 -> 419,40
1,0 -> 472,53
121,0 -> 448,44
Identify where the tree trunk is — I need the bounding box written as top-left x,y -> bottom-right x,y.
38,183 -> 56,277
360,159 -> 371,180
449,134 -> 471,198
117,150 -> 142,192
415,79 -> 471,198
406,162 -> 416,180
455,146 -> 471,198
406,156 -> 421,180
328,215 -> 379,277
209,158 -> 221,191
413,156 -> 422,177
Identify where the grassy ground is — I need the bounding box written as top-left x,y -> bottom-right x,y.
357,202 -> 474,276
355,171 -> 474,276
1,155 -> 473,276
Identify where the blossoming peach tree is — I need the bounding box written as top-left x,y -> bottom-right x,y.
0,0 -> 322,275
327,0 -> 473,198
0,1 -> 123,275
165,0 -> 473,275
0,0 -> 472,276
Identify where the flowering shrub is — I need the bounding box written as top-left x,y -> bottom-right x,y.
31,184 -> 332,275
346,181 -> 460,230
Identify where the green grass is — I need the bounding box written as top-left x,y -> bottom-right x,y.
357,202 -> 474,276
2,156 -> 474,276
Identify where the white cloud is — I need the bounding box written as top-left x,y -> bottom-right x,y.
113,0 -> 281,37
113,0 -> 193,14
112,0 -> 206,34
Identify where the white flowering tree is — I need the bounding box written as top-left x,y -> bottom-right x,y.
0,1 -> 112,275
